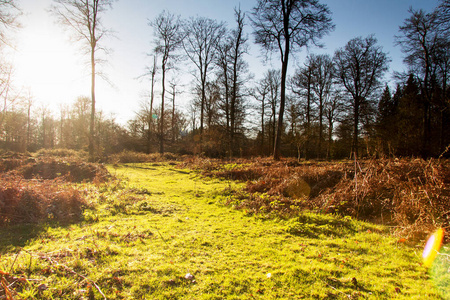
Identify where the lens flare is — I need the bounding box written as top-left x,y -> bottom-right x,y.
423,228 -> 444,267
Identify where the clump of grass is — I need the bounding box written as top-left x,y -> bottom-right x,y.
0,174 -> 86,226
0,152 -> 112,227
107,150 -> 180,164
17,157 -> 110,183
1,151 -> 110,183
34,148 -> 88,159
0,151 -> 34,173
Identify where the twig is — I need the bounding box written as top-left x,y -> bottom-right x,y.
438,144 -> 450,160
27,252 -> 33,278
40,255 -> 106,300
8,249 -> 21,274
320,277 -> 351,299
152,225 -> 168,246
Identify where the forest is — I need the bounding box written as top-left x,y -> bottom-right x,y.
0,0 -> 448,161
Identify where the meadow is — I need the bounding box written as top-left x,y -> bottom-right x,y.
0,152 -> 449,299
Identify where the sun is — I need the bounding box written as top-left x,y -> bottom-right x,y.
12,9 -> 88,107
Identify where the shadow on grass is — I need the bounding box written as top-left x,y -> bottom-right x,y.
122,164 -> 158,171
0,219 -> 88,254
285,213 -> 376,238
0,224 -> 47,253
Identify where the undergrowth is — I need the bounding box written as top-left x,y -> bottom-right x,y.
106,150 -> 180,164
0,175 -> 85,226
181,157 -> 450,239
0,151 -> 110,226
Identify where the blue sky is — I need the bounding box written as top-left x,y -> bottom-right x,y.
13,0 -> 440,124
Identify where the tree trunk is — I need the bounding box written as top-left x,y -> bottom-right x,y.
172,84 -> 176,142
261,95 -> 265,155
318,95 -> 323,159
327,118 -> 333,160
353,99 -> 359,158
148,56 -> 156,154
89,46 -> 96,161
274,39 -> 289,160
160,63 -> 166,154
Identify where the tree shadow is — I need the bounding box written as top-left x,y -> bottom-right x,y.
285,213 -> 376,238
0,224 -> 47,254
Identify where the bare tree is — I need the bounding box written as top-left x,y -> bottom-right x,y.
334,35 -> 390,158
396,6 -> 450,156
250,0 -> 334,160
310,54 -> 334,157
216,36 -> 232,140
167,77 -> 183,142
0,63 -> 13,129
0,0 -> 21,47
290,61 -> 315,157
51,0 -> 114,161
261,69 -> 281,152
0,0 -> 20,130
324,91 -> 345,159
183,17 -> 225,138
150,10 -> 183,154
228,7 -> 250,155
436,0 -> 450,31
250,80 -> 269,155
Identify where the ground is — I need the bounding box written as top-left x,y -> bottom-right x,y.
0,162 -> 447,299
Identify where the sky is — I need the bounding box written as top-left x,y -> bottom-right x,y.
10,0 -> 440,125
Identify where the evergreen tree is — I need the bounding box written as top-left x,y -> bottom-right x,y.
397,75 -> 423,156
376,85 -> 398,156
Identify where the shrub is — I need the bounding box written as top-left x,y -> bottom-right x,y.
316,159 -> 450,237
0,175 -> 86,226
16,157 -> 110,183
186,156 -> 450,237
34,148 -> 88,159
107,151 -> 180,164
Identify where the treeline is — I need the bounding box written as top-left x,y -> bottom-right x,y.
0,0 -> 449,159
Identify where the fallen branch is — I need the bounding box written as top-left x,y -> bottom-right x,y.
40,254 -> 106,300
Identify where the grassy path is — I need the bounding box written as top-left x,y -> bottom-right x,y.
0,163 -> 444,299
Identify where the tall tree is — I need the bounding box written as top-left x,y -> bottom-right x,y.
290,61 -> 315,158
334,35 -> 390,158
51,0 -> 114,161
183,17 -> 225,138
310,54 -> 334,157
141,55 -> 158,154
0,0 -> 20,132
324,91 -> 344,159
0,63 -> 14,130
376,85 -> 398,156
433,1 -> 450,154
216,37 -> 232,140
0,0 -> 20,46
250,0 -> 334,160
395,9 -> 440,157
292,54 -> 334,158
228,7 -> 250,156
251,79 -> 269,155
151,10 -> 183,154
262,69 -> 281,152
397,75 -> 423,156
167,78 -> 181,143
436,0 -> 450,31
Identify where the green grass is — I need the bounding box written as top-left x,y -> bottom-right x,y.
0,163 -> 446,299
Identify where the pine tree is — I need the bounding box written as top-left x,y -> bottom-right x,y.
377,85 -> 398,156
397,75 -> 423,156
